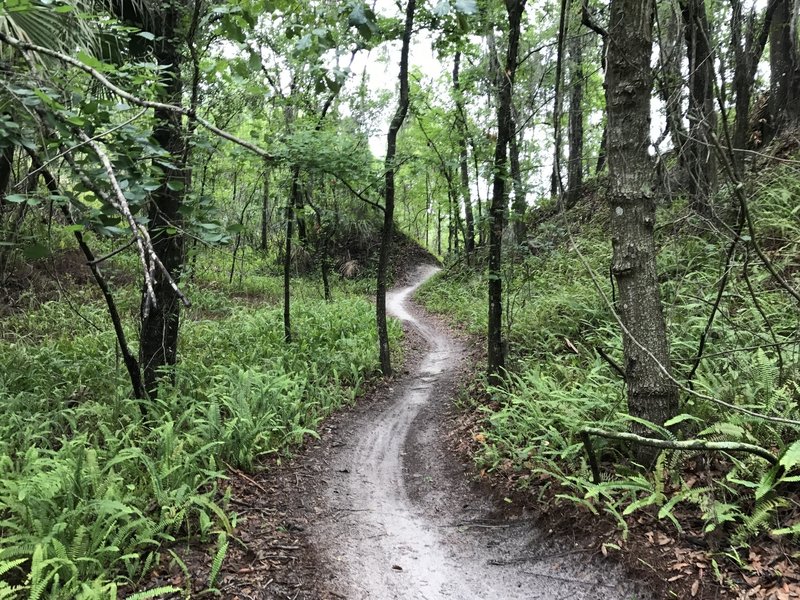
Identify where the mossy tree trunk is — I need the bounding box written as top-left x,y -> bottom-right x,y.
606,0 -> 679,451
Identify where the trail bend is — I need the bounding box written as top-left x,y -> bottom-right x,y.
311,265 -> 646,600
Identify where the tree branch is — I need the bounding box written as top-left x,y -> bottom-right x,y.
0,31 -> 275,161
581,426 -> 778,483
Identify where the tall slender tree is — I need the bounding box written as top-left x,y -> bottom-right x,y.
488,0 -> 526,383
566,12 -> 584,208
681,0 -> 717,213
377,0 -> 416,376
453,51 -> 476,259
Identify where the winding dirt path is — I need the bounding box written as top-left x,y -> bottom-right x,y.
309,265 -> 647,599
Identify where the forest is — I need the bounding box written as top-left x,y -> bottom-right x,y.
1,0 -> 800,598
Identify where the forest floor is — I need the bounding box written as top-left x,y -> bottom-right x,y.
143,265 -> 651,599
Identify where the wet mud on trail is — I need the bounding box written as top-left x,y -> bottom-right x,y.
305,265 -> 648,599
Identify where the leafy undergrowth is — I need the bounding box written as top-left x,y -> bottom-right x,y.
0,252 -> 400,599
417,164 -> 800,598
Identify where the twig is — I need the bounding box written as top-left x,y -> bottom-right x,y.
223,461 -> 272,496
580,426 -> 778,484
595,347 -> 626,380
685,207 -> 746,386
709,131 -> 800,306
581,0 -> 608,38
87,238 -> 137,266
14,108 -> 148,190
520,570 -> 616,587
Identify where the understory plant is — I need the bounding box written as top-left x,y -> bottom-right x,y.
0,267 -> 399,598
417,171 -> 800,552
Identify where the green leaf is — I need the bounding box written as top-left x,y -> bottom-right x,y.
778,440 -> 800,470
755,464 -> 780,501
77,50 -> 116,73
23,242 -> 50,260
136,31 -> 155,41
663,413 -> 702,428
248,51 -> 262,71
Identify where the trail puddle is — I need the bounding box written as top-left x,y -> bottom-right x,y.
313,265 -> 646,599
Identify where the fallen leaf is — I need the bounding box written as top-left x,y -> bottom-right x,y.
691,579 -> 700,597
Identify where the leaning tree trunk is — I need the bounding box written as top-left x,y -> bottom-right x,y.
377,0 -> 416,376
606,0 -> 678,450
488,0 -> 526,383
139,4 -> 187,396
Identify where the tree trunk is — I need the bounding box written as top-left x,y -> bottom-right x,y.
139,4 -> 187,396
437,203 -> 442,255
606,0 -> 678,449
566,20 -> 585,209
453,52 -> 476,259
730,0 -> 777,166
284,166 -> 299,343
596,122 -> 607,174
0,145 -> 13,209
681,0 -> 717,213
551,0 -> 569,198
509,115 -> 527,243
377,0 -> 416,376
261,166 -> 269,251
471,138 -> 485,247
768,0 -> 800,137
656,5 -> 688,165
488,0 -> 526,383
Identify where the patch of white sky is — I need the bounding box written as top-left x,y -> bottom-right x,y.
330,0 -> 770,204
339,0 -> 445,159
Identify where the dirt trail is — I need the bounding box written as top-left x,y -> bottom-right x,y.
310,265 -> 648,599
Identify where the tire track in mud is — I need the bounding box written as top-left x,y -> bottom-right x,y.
312,265 -> 647,599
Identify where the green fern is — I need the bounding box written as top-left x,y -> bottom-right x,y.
126,585 -> 181,600
207,532 -> 228,590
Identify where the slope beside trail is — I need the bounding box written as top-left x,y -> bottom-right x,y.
305,264 -> 647,599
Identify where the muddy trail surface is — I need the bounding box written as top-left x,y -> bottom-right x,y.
307,265 -> 648,599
